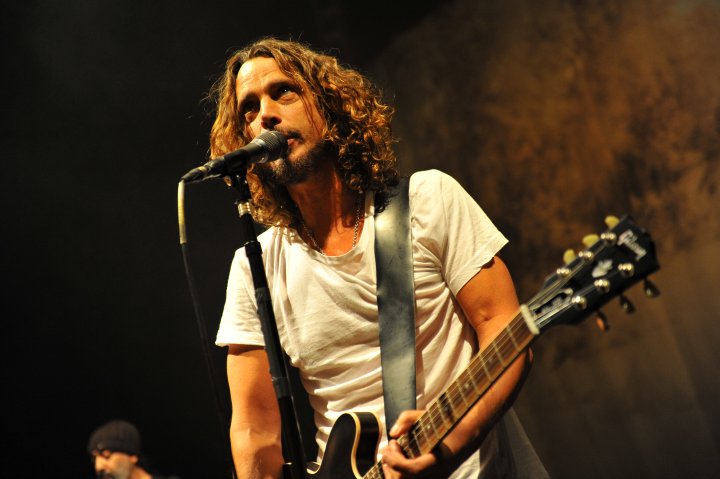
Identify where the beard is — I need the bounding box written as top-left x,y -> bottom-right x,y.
254,138 -> 331,186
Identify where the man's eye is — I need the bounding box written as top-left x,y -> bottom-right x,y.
276,85 -> 299,101
240,102 -> 258,122
241,102 -> 258,114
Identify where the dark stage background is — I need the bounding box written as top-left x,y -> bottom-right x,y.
4,1 -> 720,478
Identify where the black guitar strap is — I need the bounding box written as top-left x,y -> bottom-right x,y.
374,177 -> 417,435
282,179 -> 417,462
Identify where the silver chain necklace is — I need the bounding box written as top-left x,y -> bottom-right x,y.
300,194 -> 364,255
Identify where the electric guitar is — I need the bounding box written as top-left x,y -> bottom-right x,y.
291,215 -> 660,479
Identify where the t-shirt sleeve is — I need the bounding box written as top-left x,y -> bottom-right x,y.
215,248 -> 266,347
410,169 -> 508,296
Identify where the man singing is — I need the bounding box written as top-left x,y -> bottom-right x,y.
212,38 -> 543,479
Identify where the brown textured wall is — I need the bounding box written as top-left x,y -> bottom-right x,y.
370,0 -> 720,477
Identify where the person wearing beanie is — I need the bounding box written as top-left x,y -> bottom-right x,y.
87,420 -> 179,479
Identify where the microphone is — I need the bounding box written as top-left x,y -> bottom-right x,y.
181,130 -> 288,183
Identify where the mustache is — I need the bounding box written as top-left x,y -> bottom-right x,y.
271,128 -> 301,141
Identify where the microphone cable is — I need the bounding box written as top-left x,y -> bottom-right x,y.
177,181 -> 238,479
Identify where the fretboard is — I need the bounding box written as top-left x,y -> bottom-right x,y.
362,313 -> 535,479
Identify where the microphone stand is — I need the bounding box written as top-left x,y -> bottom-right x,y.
228,170 -> 308,479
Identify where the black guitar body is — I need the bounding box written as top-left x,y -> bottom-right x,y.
307,412 -> 381,479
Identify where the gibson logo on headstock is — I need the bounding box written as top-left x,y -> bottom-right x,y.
618,230 -> 647,260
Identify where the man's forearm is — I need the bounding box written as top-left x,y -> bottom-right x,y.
442,350 -> 531,467
230,427 -> 284,479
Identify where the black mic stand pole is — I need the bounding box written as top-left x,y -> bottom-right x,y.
228,170 -> 308,479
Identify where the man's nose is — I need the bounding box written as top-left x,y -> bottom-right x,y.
94,456 -> 107,471
259,99 -> 281,129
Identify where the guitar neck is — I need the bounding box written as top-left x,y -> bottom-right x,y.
357,216 -> 659,479
362,313 -> 535,478
408,313 -> 535,454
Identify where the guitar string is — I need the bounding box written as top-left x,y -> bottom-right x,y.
403,315 -> 532,457
419,304 -> 564,437
368,239 -> 628,476
366,245 -> 614,475
364,306 -> 566,478
525,241 -> 610,323
359,317 -> 532,478
408,273 -> 607,457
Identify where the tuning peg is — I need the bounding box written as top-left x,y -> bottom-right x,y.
643,279 -> 660,298
604,215 -> 620,228
619,295 -> 635,314
582,234 -> 600,247
595,310 -> 610,332
563,249 -> 577,264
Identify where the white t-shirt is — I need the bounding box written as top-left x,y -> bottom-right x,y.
216,169 -> 509,477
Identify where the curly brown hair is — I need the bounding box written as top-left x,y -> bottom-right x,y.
208,37 -> 399,227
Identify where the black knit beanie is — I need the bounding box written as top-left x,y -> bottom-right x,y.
87,420 -> 142,456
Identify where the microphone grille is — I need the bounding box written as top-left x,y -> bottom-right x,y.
256,130 -> 288,160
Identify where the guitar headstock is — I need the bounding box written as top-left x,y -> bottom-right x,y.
528,215 -> 660,332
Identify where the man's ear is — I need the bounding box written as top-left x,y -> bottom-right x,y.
129,454 -> 139,465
